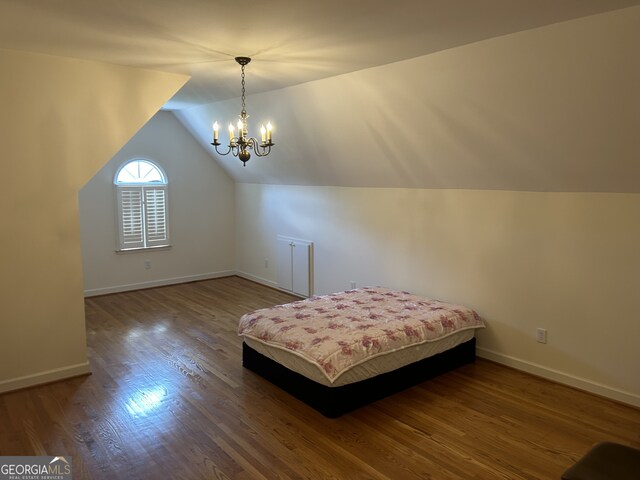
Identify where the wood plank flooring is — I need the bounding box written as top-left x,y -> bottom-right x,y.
0,276 -> 638,479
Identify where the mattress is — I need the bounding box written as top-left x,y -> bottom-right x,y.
244,329 -> 475,387
239,287 -> 484,387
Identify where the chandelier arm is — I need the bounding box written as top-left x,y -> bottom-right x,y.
212,143 -> 247,158
254,148 -> 270,157
248,137 -> 273,157
212,143 -> 232,156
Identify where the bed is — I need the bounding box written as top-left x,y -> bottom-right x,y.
238,287 -> 484,417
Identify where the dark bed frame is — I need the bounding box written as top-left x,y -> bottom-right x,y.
242,337 -> 476,418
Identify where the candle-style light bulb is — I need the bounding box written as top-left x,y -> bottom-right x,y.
228,123 -> 235,142
237,119 -> 244,138
213,122 -> 219,142
266,122 -> 273,142
260,125 -> 266,143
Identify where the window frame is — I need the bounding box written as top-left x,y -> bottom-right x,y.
114,159 -> 171,252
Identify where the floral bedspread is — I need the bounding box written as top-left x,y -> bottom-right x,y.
238,287 -> 484,383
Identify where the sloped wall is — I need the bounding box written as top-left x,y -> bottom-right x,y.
177,6 -> 639,192
0,48 -> 187,392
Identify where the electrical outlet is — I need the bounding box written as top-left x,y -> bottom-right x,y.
350,281 -> 356,289
536,328 -> 547,344
144,259 -> 151,270
264,259 -> 269,269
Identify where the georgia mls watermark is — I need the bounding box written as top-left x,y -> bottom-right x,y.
0,456 -> 72,480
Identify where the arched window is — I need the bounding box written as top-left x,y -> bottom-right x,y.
116,159 -> 167,184
115,159 -> 170,251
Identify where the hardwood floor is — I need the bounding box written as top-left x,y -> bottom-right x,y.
1,276 -> 638,479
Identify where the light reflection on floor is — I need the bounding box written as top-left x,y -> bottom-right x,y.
120,321 -> 183,423
126,322 -> 169,342
125,385 -> 169,417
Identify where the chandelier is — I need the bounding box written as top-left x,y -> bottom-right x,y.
211,57 -> 274,166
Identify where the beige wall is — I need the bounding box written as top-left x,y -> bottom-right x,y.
0,48 -> 187,392
80,111 -> 236,295
236,184 -> 640,405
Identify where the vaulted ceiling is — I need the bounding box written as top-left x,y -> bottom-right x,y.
0,0 -> 637,109
1,1 -> 639,191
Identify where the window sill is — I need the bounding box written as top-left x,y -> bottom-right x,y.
115,245 -> 172,254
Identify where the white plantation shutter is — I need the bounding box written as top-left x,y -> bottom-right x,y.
115,159 -> 170,251
117,187 -> 145,249
144,186 -> 169,247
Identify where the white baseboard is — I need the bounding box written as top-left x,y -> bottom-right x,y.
235,270 -> 307,298
476,347 -> 640,408
235,270 -> 279,289
83,270 -> 236,297
0,362 -> 91,394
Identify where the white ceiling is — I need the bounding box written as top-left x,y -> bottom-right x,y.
0,0 -> 638,110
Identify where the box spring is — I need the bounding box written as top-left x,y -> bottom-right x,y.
242,336 -> 476,418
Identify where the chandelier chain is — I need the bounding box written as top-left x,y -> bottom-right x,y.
240,63 -> 247,117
